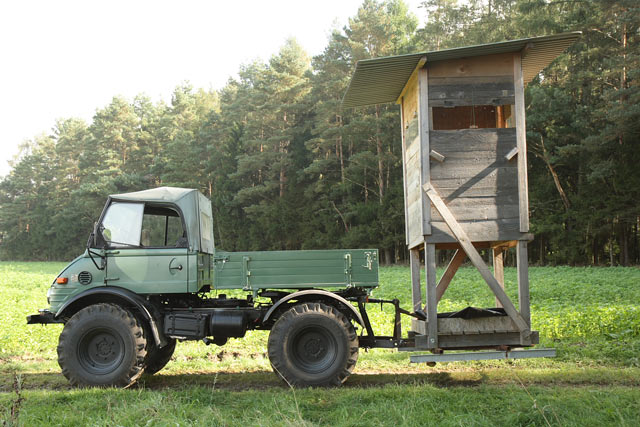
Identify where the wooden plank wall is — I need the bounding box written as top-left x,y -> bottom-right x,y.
428,128 -> 521,243
428,76 -> 514,107
428,53 -> 513,78
414,52 -> 522,244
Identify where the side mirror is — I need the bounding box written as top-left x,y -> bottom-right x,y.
88,222 -> 105,249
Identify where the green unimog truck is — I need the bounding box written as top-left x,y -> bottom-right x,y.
28,187 -> 397,388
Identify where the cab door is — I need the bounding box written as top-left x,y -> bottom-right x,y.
105,248 -> 188,294
102,201 -> 189,294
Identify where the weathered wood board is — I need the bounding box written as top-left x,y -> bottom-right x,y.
425,128 -> 519,243
428,76 -> 515,107
402,73 -> 419,129
427,52 -> 514,78
404,115 -> 424,246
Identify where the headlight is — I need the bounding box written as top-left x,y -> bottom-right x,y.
47,287 -> 52,304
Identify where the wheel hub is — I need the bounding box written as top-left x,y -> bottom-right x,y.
303,337 -> 325,359
78,328 -> 124,374
95,336 -> 116,359
290,326 -> 337,374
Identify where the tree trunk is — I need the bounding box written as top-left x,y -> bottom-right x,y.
609,222 -> 615,267
364,165 -> 368,203
621,222 -> 629,266
384,247 -> 392,266
279,166 -> 286,198
536,137 -> 570,211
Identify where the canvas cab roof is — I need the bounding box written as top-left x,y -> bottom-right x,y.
110,187 -> 215,254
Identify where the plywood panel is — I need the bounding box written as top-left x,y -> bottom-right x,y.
407,183 -> 422,206
407,199 -> 423,244
418,67 -> 431,236
400,98 -> 409,245
406,140 -> 420,163
427,52 -> 514,78
402,73 -> 419,129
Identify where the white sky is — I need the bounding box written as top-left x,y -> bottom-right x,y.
0,0 -> 424,177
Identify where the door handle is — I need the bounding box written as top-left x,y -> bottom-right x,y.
169,258 -> 183,273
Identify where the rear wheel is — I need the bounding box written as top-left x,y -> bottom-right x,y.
144,338 -> 176,375
57,303 -> 147,387
267,302 -> 358,387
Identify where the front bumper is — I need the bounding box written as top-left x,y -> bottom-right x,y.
27,310 -> 64,325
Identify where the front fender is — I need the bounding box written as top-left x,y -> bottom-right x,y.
56,286 -> 167,347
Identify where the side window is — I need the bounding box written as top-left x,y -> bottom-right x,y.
140,206 -> 187,248
101,202 -> 145,247
431,105 -> 515,130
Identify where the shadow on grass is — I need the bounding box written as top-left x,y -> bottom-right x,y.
1,370 -> 487,392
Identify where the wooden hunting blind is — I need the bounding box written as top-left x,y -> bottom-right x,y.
343,33 -> 580,355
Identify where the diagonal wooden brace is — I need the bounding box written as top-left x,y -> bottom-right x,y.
423,183 -> 531,338
436,249 -> 466,303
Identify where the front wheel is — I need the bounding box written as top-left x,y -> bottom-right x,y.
267,302 -> 359,387
57,303 -> 148,387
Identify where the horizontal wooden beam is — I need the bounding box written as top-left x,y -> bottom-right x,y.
505,147 -> 518,161
430,149 -> 446,163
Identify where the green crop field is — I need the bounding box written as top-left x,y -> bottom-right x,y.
1,261 -> 639,426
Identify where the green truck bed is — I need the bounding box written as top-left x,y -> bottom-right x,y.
213,249 -> 379,291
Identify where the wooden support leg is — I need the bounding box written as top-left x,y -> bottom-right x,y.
425,243 -> 438,349
436,249 -> 466,303
517,241 -> 531,327
493,248 -> 505,308
423,183 -> 531,337
410,248 -> 422,313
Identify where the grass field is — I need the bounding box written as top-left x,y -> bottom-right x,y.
1,261 -> 639,426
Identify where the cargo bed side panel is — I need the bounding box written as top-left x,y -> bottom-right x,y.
214,249 -> 378,291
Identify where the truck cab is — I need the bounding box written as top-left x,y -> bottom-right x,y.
94,187 -> 214,295
38,187 -> 213,318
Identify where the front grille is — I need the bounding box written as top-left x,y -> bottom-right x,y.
78,271 -> 92,285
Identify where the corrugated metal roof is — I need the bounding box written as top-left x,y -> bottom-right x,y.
342,32 -> 581,108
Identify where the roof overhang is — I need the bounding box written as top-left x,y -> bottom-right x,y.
342,32 -> 581,108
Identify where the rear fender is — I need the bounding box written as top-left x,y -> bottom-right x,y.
262,290 -> 364,326
55,287 -> 167,347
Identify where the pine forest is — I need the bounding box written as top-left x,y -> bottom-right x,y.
0,0 -> 638,265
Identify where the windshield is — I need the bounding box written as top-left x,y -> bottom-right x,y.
101,202 -> 144,247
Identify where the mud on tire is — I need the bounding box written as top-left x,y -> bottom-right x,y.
57,303 -> 148,387
267,302 -> 359,387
